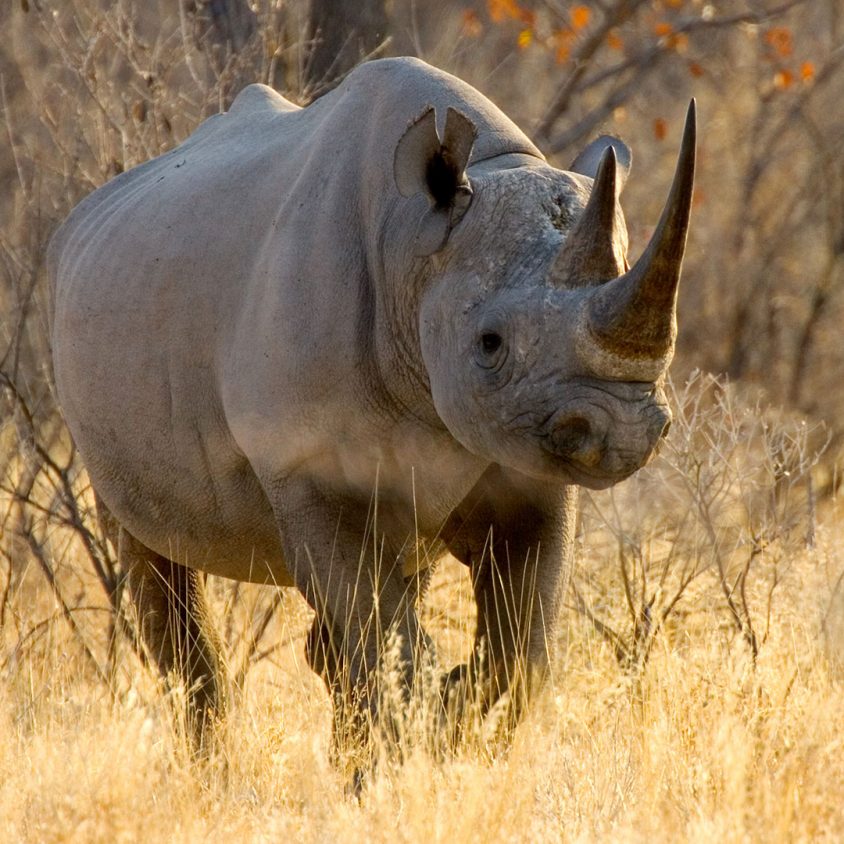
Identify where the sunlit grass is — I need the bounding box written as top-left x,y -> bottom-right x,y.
2,518 -> 842,842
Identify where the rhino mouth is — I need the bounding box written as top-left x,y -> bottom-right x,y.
546,451 -> 653,489
531,392 -> 669,487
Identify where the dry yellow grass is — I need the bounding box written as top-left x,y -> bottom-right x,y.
2,505 -> 842,843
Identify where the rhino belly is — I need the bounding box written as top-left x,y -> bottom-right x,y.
52,317 -> 291,585
90,443 -> 289,585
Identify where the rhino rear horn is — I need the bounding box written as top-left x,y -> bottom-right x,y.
587,100 -> 697,362
552,145 -> 628,286
394,106 -> 478,255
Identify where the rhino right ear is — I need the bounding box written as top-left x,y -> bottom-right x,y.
570,135 -> 632,193
394,106 -> 478,255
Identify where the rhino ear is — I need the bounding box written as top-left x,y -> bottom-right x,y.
570,135 -> 632,193
395,108 -> 441,198
394,106 -> 478,255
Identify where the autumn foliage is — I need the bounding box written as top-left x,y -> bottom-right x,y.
466,1 -> 815,92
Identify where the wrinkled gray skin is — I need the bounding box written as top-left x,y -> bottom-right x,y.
49,57 -> 693,751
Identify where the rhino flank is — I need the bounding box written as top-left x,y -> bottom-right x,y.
49,57 -> 695,753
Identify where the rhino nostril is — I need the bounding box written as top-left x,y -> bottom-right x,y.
660,418 -> 671,439
552,415 -> 591,455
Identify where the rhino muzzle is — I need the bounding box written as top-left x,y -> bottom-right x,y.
543,400 -> 672,482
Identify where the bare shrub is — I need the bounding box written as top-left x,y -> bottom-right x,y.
573,371 -> 827,671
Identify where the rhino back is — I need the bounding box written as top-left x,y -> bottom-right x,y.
49,58 -> 534,580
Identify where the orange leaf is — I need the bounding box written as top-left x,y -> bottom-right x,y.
606,30 -> 624,51
688,61 -> 704,78
552,28 -> 575,63
131,100 -> 147,123
664,0 -> 684,7
654,117 -> 668,141
764,27 -> 793,58
654,21 -> 673,37
461,9 -> 483,37
570,5 -> 591,31
487,0 -> 522,23
773,69 -> 794,89
519,8 -> 537,27
800,60 -> 815,82
517,28 -> 533,49
669,32 -> 689,52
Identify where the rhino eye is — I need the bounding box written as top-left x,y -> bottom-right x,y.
475,329 -> 507,370
480,332 -> 502,354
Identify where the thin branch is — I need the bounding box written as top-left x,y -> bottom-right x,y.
569,579 -> 629,666
20,520 -> 110,686
538,0 -> 813,155
534,0 -> 648,141
234,589 -> 283,687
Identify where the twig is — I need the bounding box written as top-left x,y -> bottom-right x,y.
569,579 -> 629,666
538,0 -> 813,155
20,519 -> 110,686
534,0 -> 648,142
234,589 -> 283,686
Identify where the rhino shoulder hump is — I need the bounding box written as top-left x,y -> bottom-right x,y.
229,83 -> 301,117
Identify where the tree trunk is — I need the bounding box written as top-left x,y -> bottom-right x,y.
306,0 -> 389,96
189,0 -> 257,64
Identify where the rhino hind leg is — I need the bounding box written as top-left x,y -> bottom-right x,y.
96,496 -> 228,750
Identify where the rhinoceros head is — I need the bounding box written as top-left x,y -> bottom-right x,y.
393,102 -> 696,488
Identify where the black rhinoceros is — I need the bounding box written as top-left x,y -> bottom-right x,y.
49,57 -> 694,752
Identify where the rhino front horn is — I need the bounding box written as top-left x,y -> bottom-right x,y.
587,100 -> 696,363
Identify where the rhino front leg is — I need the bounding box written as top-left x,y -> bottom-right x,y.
443,465 -> 576,731
266,479 -> 427,762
